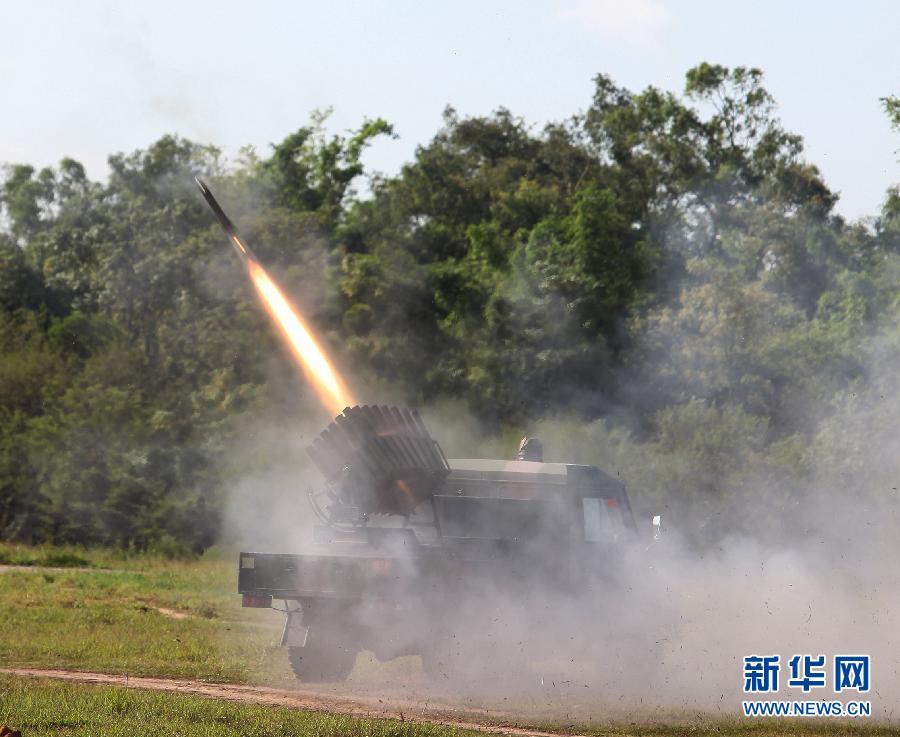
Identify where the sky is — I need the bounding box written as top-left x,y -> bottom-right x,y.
1,0 -> 897,220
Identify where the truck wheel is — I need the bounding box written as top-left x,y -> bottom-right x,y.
287,626 -> 358,682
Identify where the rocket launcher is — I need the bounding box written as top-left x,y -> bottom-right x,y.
307,405 -> 451,517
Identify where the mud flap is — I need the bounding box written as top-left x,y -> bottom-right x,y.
281,607 -> 309,647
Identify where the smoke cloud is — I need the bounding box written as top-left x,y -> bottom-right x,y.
221,201 -> 900,726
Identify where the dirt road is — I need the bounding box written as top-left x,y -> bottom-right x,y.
0,668 -> 600,736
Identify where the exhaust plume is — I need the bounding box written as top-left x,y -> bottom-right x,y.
246,259 -> 354,415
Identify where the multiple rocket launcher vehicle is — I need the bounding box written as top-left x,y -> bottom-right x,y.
197,180 -> 645,682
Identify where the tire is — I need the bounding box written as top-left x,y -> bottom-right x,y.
287,624 -> 358,682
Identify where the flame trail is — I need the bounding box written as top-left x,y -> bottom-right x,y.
245,258 -> 354,415
194,177 -> 353,415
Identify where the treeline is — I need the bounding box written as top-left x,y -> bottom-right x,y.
1,65 -> 897,550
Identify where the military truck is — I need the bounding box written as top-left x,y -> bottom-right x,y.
238,405 -> 649,682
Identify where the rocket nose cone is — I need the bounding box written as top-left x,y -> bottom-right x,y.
195,176 -> 209,194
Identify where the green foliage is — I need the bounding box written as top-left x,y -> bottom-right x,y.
0,64 -> 896,548
265,110 -> 394,225
883,95 -> 900,132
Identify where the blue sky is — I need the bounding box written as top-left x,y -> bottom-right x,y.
1,0 -> 897,219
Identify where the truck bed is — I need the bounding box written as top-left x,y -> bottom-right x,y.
237,544 -> 551,604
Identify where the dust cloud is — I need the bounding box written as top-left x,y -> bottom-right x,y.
221,239 -> 899,724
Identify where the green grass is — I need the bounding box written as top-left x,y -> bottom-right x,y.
0,674 -> 479,737
0,542 -> 94,569
0,675 -> 894,737
0,541 -> 232,571
0,543 -> 291,682
0,542 -> 427,685
0,544 -> 894,736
